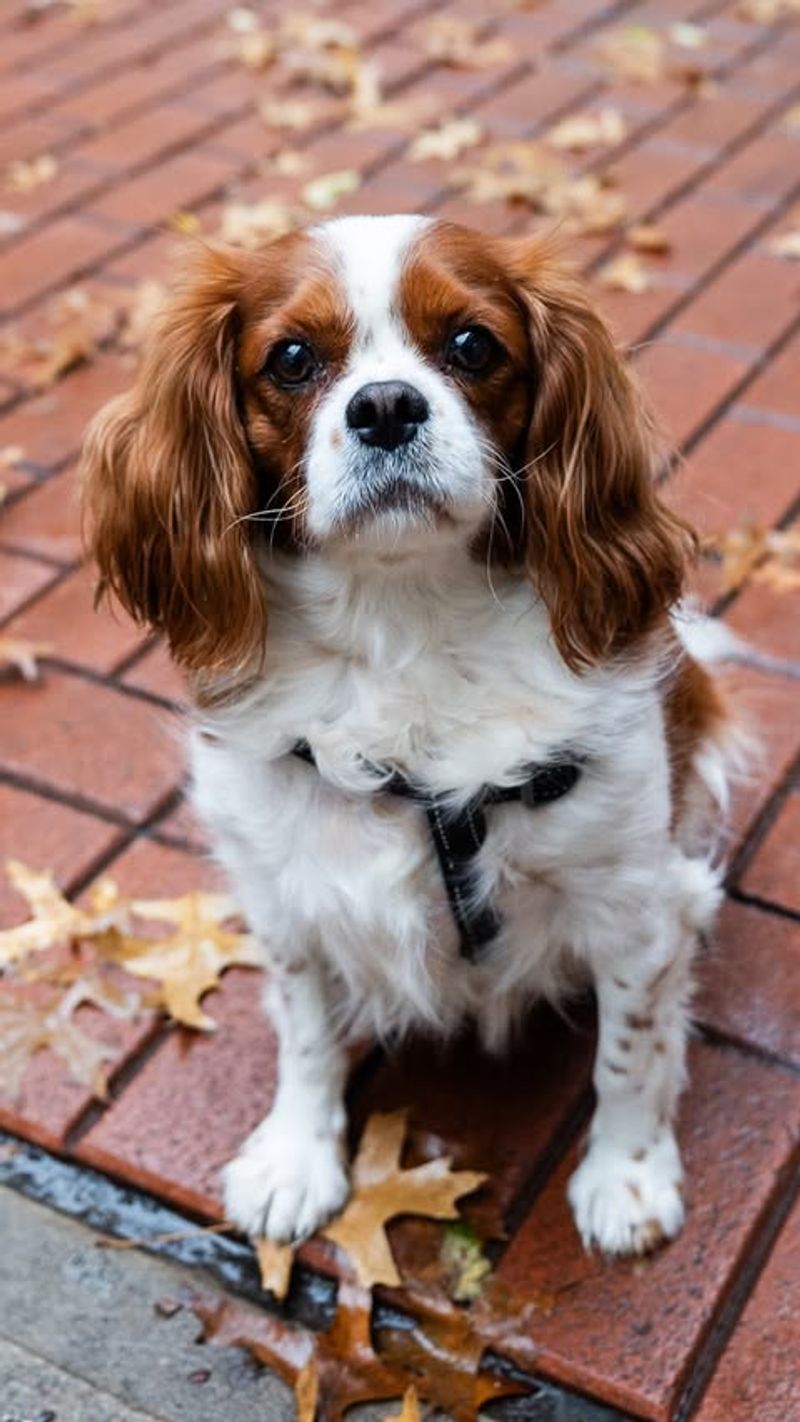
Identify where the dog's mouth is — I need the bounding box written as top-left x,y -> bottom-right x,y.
334,467 -> 453,538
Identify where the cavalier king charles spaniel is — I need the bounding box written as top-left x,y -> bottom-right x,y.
82,215 -> 736,1256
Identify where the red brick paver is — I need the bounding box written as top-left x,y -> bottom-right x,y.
1,1 -> 798,1418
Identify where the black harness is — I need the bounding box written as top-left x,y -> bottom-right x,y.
292,740 -> 582,962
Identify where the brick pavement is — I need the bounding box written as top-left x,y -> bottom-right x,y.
0,0 -> 798,1418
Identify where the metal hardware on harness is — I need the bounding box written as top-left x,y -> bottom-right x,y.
291,740 -> 582,962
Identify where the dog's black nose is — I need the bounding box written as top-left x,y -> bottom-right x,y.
345,381 -> 429,451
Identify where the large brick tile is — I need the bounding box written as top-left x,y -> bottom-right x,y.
0,782 -> 123,929
494,1041 -> 800,1421
740,794 -> 800,915
0,670 -> 182,823
0,549 -> 59,623
634,339 -> 749,450
665,413 -> 799,536
4,563 -> 144,674
0,353 -> 131,473
696,1198 -> 800,1422
696,897 -> 800,1068
0,466 -> 83,566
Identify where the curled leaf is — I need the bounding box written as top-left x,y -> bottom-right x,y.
5,154 -> 58,194
408,118 -> 483,162
545,107 -> 626,152
598,252 -> 651,293
420,17 -> 513,68
596,25 -> 665,83
627,223 -> 672,255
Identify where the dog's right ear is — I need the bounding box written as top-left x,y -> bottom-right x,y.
81,244 -> 265,679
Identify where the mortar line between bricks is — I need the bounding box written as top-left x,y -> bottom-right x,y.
63,1018 -> 177,1155
726,747 -> 800,892
0,763 -> 182,836
0,560 -> 71,630
680,308 -> 800,460
0,0 -> 459,260
27,652 -> 181,714
0,538 -> 73,572
0,0 -> 172,85
727,888 -> 800,925
674,1147 -> 800,1422
0,0 -> 651,323
694,1019 -> 800,1079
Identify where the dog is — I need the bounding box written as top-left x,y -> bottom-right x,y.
82,215 -> 735,1256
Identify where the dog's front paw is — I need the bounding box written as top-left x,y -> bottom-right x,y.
567,1132 -> 684,1256
223,1116 -> 350,1242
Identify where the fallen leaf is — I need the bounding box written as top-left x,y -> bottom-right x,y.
626,222 -> 672,254
782,103 -> 800,132
322,1110 -> 486,1289
0,446 -> 25,469
169,210 -> 202,234
254,1236 -> 294,1299
218,199 -> 298,247
0,994 -> 115,1101
454,141 -> 626,234
227,6 -> 275,69
302,169 -> 360,211
420,17 -> 514,68
765,228 -> 800,260
384,1386 -> 421,1421
103,891 -> 261,1029
596,25 -> 665,83
5,154 -> 58,193
545,106 -> 626,152
271,149 -> 311,177
707,523 -> 800,591
0,638 -> 52,682
118,279 -> 168,352
439,1220 -> 492,1303
598,252 -> 651,293
408,117 -> 483,162
737,0 -> 800,18
259,98 -> 323,131
0,860 -> 122,969
669,21 -> 706,47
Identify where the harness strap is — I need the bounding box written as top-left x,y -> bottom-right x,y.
291,740 -> 582,962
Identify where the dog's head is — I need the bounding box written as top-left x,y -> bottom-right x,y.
82,215 -> 692,681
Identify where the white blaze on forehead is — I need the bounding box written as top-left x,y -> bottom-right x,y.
316,214 -> 430,350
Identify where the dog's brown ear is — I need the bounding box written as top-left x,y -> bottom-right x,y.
502,236 -> 695,668
81,244 -> 265,680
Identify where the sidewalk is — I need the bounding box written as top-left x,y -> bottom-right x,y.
0,1 -> 798,1419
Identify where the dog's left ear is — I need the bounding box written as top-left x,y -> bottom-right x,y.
501,236 -> 695,669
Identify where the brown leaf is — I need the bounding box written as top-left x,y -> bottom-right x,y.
322,1110 -> 486,1289
408,118 -> 483,162
103,891 -> 262,1029
545,107 -> 626,152
259,98 -> 323,132
226,8 -> 275,70
706,523 -> 800,592
254,1236 -> 294,1300
598,252 -> 651,293
627,222 -> 672,255
420,17 -> 514,68
218,199 -> 299,248
0,638 -> 51,682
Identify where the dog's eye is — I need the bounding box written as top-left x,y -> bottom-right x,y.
265,339 -> 317,388
446,326 -> 499,375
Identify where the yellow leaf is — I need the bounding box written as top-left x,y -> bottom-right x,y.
421,17 -> 513,68
218,199 -> 297,248
0,638 -> 51,682
259,99 -> 322,132
598,253 -> 651,293
294,1359 -> 319,1422
0,995 -> 115,1103
105,892 -> 262,1029
596,25 -> 665,83
0,860 -> 122,969
302,169 -> 360,211
384,1386 -> 422,1421
169,211 -> 202,234
322,1109 -> 486,1289
545,107 -> 626,152
0,446 -> 24,469
271,149 -> 310,177
5,154 -> 58,193
408,117 -> 483,162
254,1236 -> 294,1299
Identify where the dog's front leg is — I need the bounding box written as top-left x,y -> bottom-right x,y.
223,954 -> 350,1242
567,909 -> 699,1256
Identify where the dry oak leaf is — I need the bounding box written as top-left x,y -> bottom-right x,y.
322,1109 -> 486,1289
105,892 -> 261,1029
0,860 -> 122,969
218,199 -> 299,248
545,106 -> 626,152
0,993 -> 116,1102
765,228 -> 800,261
259,98 -> 323,132
420,17 -> 514,69
0,638 -> 51,681
408,117 -> 483,162
254,1235 -> 294,1300
598,252 -> 651,293
707,523 -> 800,592
195,1281 -> 411,1422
